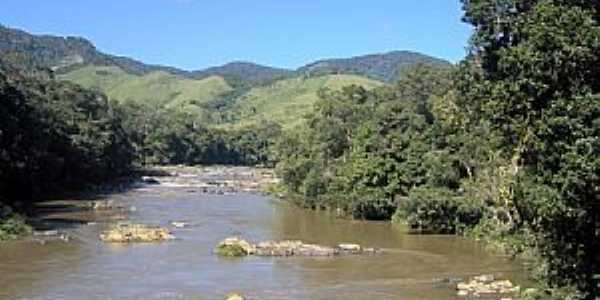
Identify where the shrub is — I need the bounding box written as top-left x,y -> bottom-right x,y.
215,244 -> 249,257
0,205 -> 31,241
394,186 -> 483,234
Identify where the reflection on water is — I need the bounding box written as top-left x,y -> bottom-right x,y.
0,185 -> 528,300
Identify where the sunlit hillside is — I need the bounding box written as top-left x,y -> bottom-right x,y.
60,65 -> 233,109
226,74 -> 384,128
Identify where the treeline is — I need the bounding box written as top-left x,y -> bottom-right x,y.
118,100 -> 280,167
0,62 -> 135,209
274,1 -> 600,299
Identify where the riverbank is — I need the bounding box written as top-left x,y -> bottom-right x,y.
0,167 -> 530,300
1,165 -> 280,242
0,170 -> 147,242
272,183 -> 542,299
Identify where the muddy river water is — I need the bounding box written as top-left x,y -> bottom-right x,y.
0,168 -> 529,300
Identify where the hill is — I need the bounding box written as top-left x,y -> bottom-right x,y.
223,74 -> 384,129
297,51 -> 452,83
0,25 -> 292,86
0,24 -> 188,76
59,65 -> 233,115
1,24 -> 448,127
192,61 -> 293,87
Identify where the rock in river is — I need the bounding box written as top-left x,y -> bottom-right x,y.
456,274 -> 520,297
215,237 -> 256,257
225,294 -> 245,300
215,237 -> 378,257
171,221 -> 190,228
100,223 -> 175,243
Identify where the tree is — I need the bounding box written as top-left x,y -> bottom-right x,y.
459,1 -> 600,297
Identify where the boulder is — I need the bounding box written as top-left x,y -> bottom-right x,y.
225,294 -> 245,300
100,224 -> 175,243
255,240 -> 303,256
216,237 -> 255,257
171,221 -> 189,228
337,243 -> 362,254
456,275 -> 520,297
474,274 -> 495,283
296,244 -> 338,256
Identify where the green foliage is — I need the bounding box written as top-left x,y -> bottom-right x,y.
0,61 -> 135,206
0,205 -> 31,241
458,0 -> 600,298
223,74 -> 384,129
116,99 -> 282,166
394,186 -> 483,234
192,61 -> 293,88
274,64 -> 457,219
60,65 -> 233,121
0,24 -> 189,76
215,244 -> 249,257
298,50 -> 452,83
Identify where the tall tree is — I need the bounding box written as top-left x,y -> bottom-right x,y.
459,0 -> 600,297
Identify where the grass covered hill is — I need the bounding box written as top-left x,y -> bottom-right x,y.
0,24 -> 445,129
223,74 -> 384,129
60,65 -> 233,113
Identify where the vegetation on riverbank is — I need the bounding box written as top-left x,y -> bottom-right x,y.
0,215 -> 31,241
1,1 -> 598,298
0,60 -> 278,238
0,62 -> 135,210
274,1 -> 600,298
0,204 -> 32,241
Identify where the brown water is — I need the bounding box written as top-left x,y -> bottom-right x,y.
0,179 -> 529,300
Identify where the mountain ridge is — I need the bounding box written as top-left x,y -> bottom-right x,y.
0,24 -> 451,85
298,50 -> 452,83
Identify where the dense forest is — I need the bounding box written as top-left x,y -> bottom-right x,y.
1,0 -> 599,299
275,1 -> 600,299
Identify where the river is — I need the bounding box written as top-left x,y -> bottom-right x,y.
0,167 -> 529,300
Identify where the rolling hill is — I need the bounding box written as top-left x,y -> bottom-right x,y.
1,24 -> 450,128
59,65 -> 233,114
223,74 -> 384,129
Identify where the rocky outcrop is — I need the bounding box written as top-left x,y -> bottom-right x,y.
456,274 -> 520,298
100,223 -> 175,243
215,237 -> 378,257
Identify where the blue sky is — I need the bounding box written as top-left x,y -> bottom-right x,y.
0,0 -> 472,70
